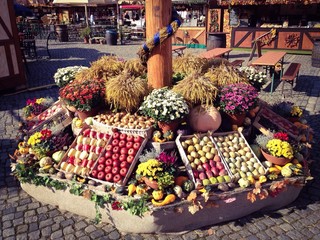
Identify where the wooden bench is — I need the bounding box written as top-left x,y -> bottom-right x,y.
230,59 -> 244,67
281,62 -> 301,96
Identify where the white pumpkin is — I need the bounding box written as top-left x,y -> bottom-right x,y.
188,105 -> 221,132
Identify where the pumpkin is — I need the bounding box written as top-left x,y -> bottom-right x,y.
152,190 -> 164,200
188,105 -> 221,132
174,176 -> 189,186
39,157 -> 53,168
182,180 -> 195,193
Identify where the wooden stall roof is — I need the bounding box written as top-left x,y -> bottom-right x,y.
215,0 -> 320,6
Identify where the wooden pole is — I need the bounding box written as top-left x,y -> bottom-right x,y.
84,4 -> 89,27
145,0 -> 172,89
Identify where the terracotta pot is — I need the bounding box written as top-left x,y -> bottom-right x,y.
158,119 -> 181,134
226,112 -> 246,127
261,149 -> 291,166
76,107 -> 100,121
142,177 -> 159,190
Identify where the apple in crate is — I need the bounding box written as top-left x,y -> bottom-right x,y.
97,171 -> 105,180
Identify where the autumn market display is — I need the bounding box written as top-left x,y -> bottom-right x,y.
11,54 -> 313,234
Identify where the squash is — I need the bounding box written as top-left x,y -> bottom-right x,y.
182,180 -> 195,193
152,190 -> 164,200
151,194 -> 176,207
188,105 -> 221,132
136,184 -> 147,195
127,184 -> 136,196
174,176 -> 189,186
39,157 -> 53,168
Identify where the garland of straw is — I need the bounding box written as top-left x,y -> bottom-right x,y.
137,10 -> 182,65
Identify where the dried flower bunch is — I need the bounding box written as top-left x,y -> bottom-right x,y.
172,72 -> 218,107
218,83 -> 258,114
105,71 -> 149,113
59,78 -> 105,112
54,66 -> 88,88
139,87 -> 189,123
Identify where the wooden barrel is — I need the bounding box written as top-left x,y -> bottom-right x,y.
312,39 -> 320,68
207,32 -> 226,50
55,24 -> 68,42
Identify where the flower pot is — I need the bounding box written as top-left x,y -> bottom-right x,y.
76,107 -> 100,121
261,149 -> 291,166
226,112 -> 246,127
158,119 -> 182,134
142,177 -> 159,190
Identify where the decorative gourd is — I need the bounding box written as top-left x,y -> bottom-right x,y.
127,184 -> 136,196
152,190 -> 164,200
136,184 -> 147,195
173,185 -> 185,198
188,105 -> 221,132
182,180 -> 195,193
39,157 -> 53,168
151,194 -> 176,207
52,151 -> 66,163
115,186 -> 126,195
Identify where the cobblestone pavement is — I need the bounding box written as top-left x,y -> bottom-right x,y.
0,40 -> 319,239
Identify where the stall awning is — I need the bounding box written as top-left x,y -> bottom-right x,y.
119,4 -> 144,9
172,0 -> 207,3
52,0 -> 116,5
216,0 -> 320,6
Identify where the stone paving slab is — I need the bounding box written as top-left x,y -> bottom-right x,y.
0,40 -> 319,239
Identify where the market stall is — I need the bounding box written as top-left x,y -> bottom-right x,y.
11,1 -> 313,234
211,0 -> 320,51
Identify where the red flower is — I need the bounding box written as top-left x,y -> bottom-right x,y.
111,201 -> 122,210
274,132 -> 289,141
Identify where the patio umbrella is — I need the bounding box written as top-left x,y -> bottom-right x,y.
14,3 -> 33,17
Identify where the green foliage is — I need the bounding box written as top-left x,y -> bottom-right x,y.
79,27 -> 91,38
122,195 -> 149,217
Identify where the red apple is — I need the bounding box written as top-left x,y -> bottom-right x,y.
97,171 -> 105,180
81,159 -> 89,168
113,132 -> 120,139
90,130 -> 97,138
68,156 -> 75,165
112,153 -> 120,161
75,144 -> 83,151
105,173 -> 113,182
120,147 -> 128,155
211,167 -> 219,177
216,162 -> 224,170
113,160 -> 120,167
126,155 -> 134,164
87,160 -> 95,168
219,169 -> 227,176
126,141 -> 133,149
128,148 -> 137,156
118,140 -> 126,148
120,161 -> 129,169
126,135 -> 134,142
104,165 -> 112,174
97,164 -> 105,172
112,146 -> 120,153
90,145 -> 96,153
134,135 -> 143,143
83,144 -> 91,152
120,133 -> 127,140
133,142 -> 141,150
98,157 -> 106,164
91,169 -> 98,178
105,158 -> 113,166
82,128 -> 91,137
193,170 -> 199,179
112,167 -> 119,175
97,132 -> 105,140
105,151 -> 112,158
119,154 -> 127,162
113,174 -> 121,183
104,134 -> 111,140
95,146 -> 103,154
112,139 -> 119,146
106,144 -> 113,151
119,168 -> 128,177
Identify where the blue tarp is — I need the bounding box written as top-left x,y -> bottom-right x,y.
14,3 -> 33,17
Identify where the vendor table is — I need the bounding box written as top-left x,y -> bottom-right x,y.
199,47 -> 232,60
251,51 -> 286,94
172,46 -> 186,56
